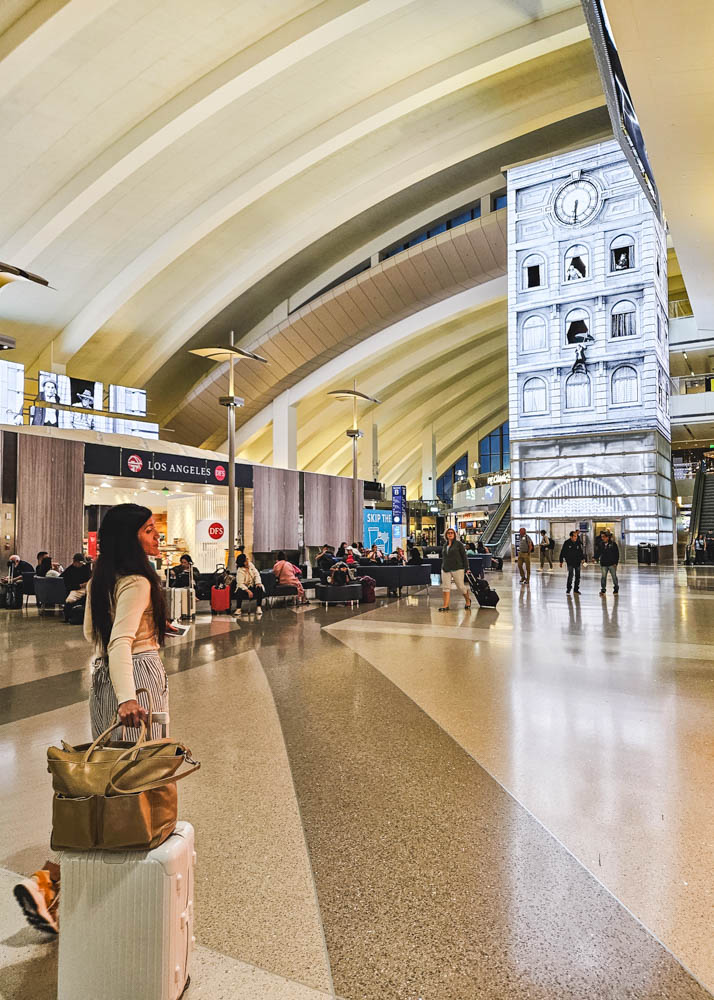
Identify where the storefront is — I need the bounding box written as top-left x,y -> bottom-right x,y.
84,443 -> 253,573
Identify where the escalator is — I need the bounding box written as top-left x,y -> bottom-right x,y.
481,488 -> 511,558
688,461 -> 714,560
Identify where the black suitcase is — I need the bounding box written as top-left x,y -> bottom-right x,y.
466,570 -> 500,607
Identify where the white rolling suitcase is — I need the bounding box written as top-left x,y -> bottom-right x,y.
180,587 -> 196,621
58,821 -> 195,1000
167,587 -> 195,621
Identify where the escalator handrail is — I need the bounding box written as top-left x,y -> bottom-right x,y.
689,460 -> 706,552
481,487 -> 511,545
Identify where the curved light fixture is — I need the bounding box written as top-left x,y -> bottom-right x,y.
328,388 -> 380,404
189,345 -> 267,364
0,261 -> 51,289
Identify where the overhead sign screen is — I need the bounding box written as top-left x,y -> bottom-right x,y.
110,383 -> 159,439
0,360 -> 25,426
31,372 -> 111,431
582,0 -> 660,216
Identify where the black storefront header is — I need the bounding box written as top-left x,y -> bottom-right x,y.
85,442 -> 253,488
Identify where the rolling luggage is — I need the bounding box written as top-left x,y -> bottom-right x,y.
168,587 -> 196,621
466,570 -> 500,607
210,584 -> 231,614
58,821 -> 195,1000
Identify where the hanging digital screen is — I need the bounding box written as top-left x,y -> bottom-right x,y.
582,0 -> 660,216
31,372 -> 111,431
0,360 -> 25,426
109,383 -> 160,439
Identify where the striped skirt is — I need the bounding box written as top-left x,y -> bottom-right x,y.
89,652 -> 169,743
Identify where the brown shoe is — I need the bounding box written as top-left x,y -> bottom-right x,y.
13,863 -> 60,934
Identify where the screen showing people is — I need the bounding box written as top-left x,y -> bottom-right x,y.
31,372 -> 110,431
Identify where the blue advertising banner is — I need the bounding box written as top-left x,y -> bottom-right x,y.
391,484 -> 407,525
363,509 -> 393,554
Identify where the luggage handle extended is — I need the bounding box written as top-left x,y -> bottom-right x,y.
82,687 -> 155,763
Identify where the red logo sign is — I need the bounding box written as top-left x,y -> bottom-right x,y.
214,464 -> 226,482
127,454 -> 143,473
208,522 -> 224,540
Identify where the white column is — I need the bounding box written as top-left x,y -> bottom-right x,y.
421,425 -> 437,500
272,396 -> 297,469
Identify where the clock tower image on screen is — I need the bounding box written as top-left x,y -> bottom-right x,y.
507,139 -> 673,559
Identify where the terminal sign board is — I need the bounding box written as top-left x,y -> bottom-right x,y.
391,485 -> 407,524
118,448 -> 253,487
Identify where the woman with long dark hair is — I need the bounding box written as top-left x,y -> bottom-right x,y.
84,503 -> 168,741
13,504 -> 168,934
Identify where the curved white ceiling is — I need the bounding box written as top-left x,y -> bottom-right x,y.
0,0 -> 608,477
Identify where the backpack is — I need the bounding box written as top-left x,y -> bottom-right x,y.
549,537 -> 555,550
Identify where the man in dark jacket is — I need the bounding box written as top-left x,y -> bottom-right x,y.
559,530 -> 586,595
598,531 -> 619,595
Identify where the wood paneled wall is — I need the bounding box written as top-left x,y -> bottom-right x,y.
16,435 -> 84,567
304,472 -> 362,548
252,465 -> 299,551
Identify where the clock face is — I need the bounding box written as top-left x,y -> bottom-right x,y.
553,178 -> 600,226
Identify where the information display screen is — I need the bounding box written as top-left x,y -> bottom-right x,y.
0,360 -> 25,426
31,372 -> 111,431
109,383 -> 159,439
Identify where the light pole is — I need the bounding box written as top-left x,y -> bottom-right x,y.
327,380 -> 380,543
190,332 -> 267,571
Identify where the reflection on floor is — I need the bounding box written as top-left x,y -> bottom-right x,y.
0,564 -> 712,999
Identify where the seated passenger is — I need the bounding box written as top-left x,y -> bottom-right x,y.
327,561 -> 351,587
35,552 -> 52,577
2,554 -> 33,581
273,550 -> 306,601
233,553 -> 264,619
408,546 -> 423,565
61,553 -> 92,623
171,553 -> 199,588
316,545 -> 336,579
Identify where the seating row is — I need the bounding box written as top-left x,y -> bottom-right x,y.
352,564 -> 433,593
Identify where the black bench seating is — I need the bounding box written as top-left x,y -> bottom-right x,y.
353,564 -> 432,594
315,582 -> 362,608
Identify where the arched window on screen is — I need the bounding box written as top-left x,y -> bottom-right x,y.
521,315 -> 547,352
564,244 -> 588,282
611,365 -> 638,404
611,299 -> 637,338
610,234 -> 635,271
565,307 -> 591,344
522,376 -> 547,414
522,253 -> 545,290
565,371 -> 591,409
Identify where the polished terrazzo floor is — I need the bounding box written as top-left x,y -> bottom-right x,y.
0,563 -> 712,999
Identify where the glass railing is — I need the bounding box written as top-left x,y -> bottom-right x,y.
668,297 -> 693,319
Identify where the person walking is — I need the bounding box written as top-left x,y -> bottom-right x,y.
598,530 -> 619,595
516,527 -> 534,584
694,534 -> 706,564
438,527 -> 471,612
559,530 -> 586,595
538,529 -> 554,571
13,504 -> 168,934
